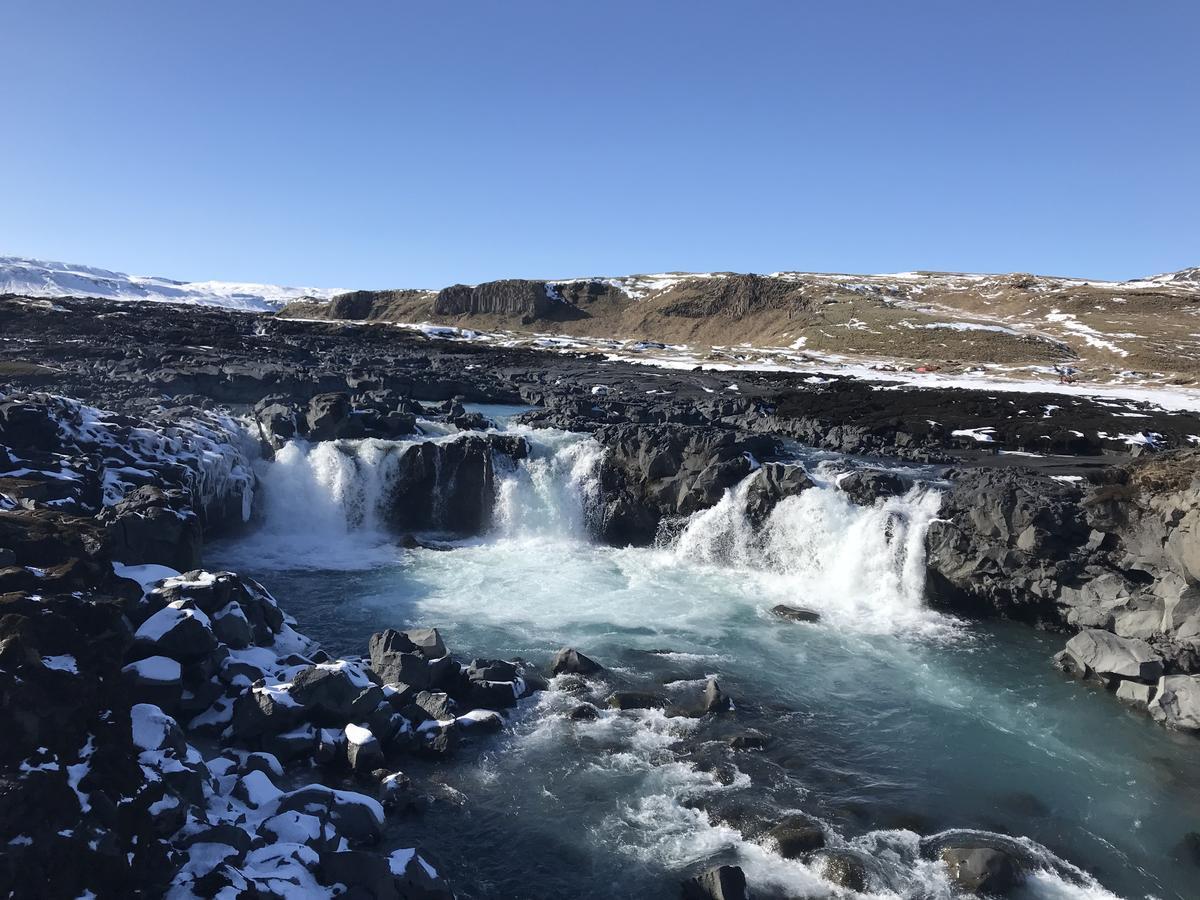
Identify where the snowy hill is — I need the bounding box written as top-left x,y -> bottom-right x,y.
0,256 -> 342,311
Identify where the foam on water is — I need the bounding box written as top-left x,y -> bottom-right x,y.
208,421 -> 1179,899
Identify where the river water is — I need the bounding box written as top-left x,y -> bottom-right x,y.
209,413 -> 1199,900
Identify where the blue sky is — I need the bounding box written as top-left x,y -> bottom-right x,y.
2,2 -> 1196,288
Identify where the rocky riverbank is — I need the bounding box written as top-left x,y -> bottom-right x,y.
3,294 -> 1200,896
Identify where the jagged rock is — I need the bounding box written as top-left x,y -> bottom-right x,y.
1115,679 -> 1156,706
681,865 -> 749,900
387,437 -> 528,533
305,392 -> 354,441
345,724 -> 385,772
703,678 -> 731,714
838,469 -> 910,507
941,846 -> 1018,894
742,462 -> 813,525
1148,675 -> 1200,732
369,628 -> 419,661
288,661 -> 382,726
1064,629 -> 1163,682
102,486 -> 201,572
413,691 -> 455,721
551,647 -> 603,676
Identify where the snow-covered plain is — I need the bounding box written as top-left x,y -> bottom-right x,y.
0,256 -> 343,311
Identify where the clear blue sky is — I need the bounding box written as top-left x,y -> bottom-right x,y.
3,1 -> 1197,288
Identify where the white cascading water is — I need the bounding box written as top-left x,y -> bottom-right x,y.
666,470 -> 947,635
210,423 -> 1134,900
491,427 -> 604,542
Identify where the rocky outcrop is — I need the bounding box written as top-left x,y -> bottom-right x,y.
434,279 -> 586,324
386,434 -> 528,533
588,424 -> 781,544
926,452 -> 1200,732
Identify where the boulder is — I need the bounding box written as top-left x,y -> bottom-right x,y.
132,603 -> 217,662
305,393 -> 354,441
1115,679 -> 1156,706
1148,675 -> 1200,732
680,865 -> 749,900
278,785 -> 385,845
1064,629 -> 1163,682
551,647 -> 603,676
703,678 -> 732,714
344,724 -> 385,773
771,604 -> 821,623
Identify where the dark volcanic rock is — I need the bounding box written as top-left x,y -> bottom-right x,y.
941,846 -> 1018,894
387,435 -> 528,533
680,864 -> 749,900
551,647 -> 604,676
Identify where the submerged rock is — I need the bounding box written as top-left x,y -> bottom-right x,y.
771,604 -> 821,623
817,851 -> 868,892
940,846 -> 1018,894
766,814 -> 826,858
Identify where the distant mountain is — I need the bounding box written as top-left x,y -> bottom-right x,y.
0,256 -> 343,311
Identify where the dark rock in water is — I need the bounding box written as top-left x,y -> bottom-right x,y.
767,814 -> 826,858
941,846 -> 1018,894
608,691 -> 668,710
771,604 -> 821,623
386,435 -> 528,533
551,647 -> 604,676
569,703 -> 600,721
372,650 -> 432,691
414,690 -> 455,721
838,469 -> 910,507
305,392 -> 355,441
680,865 -> 749,900
817,851 -> 868,892
703,677 -> 732,714
590,423 -> 780,545
369,628 -> 419,661
345,725 -> 385,773
1174,831 -> 1200,867
289,663 -> 382,726
727,730 -> 768,751
742,462 -> 814,525
404,627 -> 448,660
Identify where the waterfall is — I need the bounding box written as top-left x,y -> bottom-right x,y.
239,425 -> 942,633
492,429 -> 604,542
665,470 -> 945,633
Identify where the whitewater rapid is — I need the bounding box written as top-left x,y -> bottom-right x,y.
208,421 -> 1186,900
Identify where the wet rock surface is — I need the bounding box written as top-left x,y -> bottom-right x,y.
3,294 -> 1200,897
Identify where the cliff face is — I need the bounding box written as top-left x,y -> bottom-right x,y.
656,274 -> 814,318
925,450 -> 1200,731
433,280 -> 555,322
